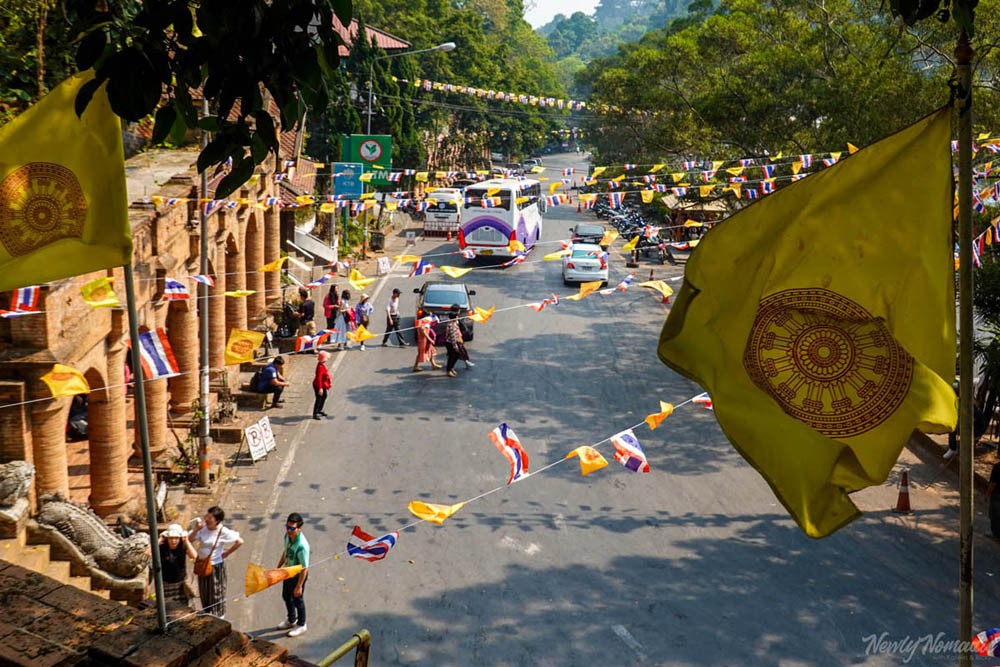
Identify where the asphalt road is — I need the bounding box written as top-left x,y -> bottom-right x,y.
223,153 -> 1000,666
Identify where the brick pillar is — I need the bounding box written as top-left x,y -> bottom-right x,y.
264,205 -> 281,297
167,300 -> 198,413
30,401 -> 69,499
226,236 -> 247,337
89,338 -> 131,516
0,382 -> 29,461
245,214 -> 265,325
137,377 -> 168,460
209,254 -> 228,371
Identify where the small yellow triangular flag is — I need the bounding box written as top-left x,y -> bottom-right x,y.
80,277 -> 120,308
622,236 -> 639,252
439,266 -> 473,278
637,280 -> 675,300
41,364 -> 90,397
408,500 -> 465,524
592,167 -> 607,177
847,142 -> 859,154
470,306 -> 495,323
644,401 -> 675,430
224,290 -> 256,298
567,281 -> 603,301
347,324 -> 378,343
258,257 -> 288,272
566,446 -> 609,476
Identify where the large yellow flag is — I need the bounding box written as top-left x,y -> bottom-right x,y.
41,364 -> 89,397
658,109 -> 957,538
0,71 -> 131,292
258,257 -> 287,272
224,329 -> 266,365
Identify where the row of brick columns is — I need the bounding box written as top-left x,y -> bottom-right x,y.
26,206 -> 285,516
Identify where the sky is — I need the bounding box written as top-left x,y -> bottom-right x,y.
523,0 -> 600,28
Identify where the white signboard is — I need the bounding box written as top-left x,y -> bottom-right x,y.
260,415 -> 277,452
377,257 -> 392,276
245,422 -> 268,462
405,230 -> 416,246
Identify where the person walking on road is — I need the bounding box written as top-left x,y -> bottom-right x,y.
332,290 -> 352,350
276,512 -> 310,637
312,351 -> 331,420
444,305 -> 464,378
383,288 -> 409,347
322,285 -> 340,331
413,316 -> 441,372
190,506 -> 243,618
355,293 -> 374,350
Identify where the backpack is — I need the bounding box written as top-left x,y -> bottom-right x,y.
250,367 -> 265,393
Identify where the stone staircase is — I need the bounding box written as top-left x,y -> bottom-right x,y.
0,523 -> 111,600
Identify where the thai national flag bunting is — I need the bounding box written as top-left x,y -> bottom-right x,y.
501,254 -> 525,267
489,423 -> 529,484
135,328 -> 180,380
295,331 -> 331,353
190,274 -> 215,286
692,392 -> 713,409
13,286 -> 40,312
611,429 -> 649,473
347,525 -> 398,562
162,278 -> 191,300
408,259 -> 435,277
306,273 -> 334,289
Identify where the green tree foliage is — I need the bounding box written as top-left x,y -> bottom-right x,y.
338,0 -> 566,164
2,0 -> 352,197
579,0 -> 1000,164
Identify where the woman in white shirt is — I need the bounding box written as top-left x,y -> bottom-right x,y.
188,505 -> 243,618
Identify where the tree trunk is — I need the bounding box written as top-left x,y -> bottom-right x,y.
35,2 -> 48,99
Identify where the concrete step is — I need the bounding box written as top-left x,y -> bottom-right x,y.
43,558 -> 71,584
11,543 -> 51,573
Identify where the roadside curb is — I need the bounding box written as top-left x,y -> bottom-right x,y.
907,430 -> 990,496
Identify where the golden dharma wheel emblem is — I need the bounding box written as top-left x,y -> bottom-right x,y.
742,288 -> 913,438
0,163 -> 87,257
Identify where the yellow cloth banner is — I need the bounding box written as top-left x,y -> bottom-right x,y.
408,500 -> 465,524
41,364 -> 90,397
548,182 -> 562,194
600,230 -> 619,246
224,289 -> 256,298
224,329 -> 265,365
644,401 -> 675,430
543,250 -> 570,261
439,266 -> 473,278
0,71 -> 132,292
245,563 -> 303,597
640,190 -> 655,204
80,276 -> 120,308
508,239 -> 526,254
592,167 -> 607,177
258,257 -> 287,272
622,236 -> 639,252
394,254 -> 421,263
649,164 -> 665,173
319,203 -> 338,213
658,108 -> 957,538
566,446 -> 609,476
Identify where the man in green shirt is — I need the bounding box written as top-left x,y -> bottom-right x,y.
276,512 -> 310,637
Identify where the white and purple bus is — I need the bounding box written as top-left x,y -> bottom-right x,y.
458,178 -> 543,258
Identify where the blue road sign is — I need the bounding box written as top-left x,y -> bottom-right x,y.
333,162 -> 364,199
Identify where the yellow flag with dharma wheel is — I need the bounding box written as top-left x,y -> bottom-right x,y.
224,329 -> 265,365
0,71 -> 131,292
658,108 -> 957,538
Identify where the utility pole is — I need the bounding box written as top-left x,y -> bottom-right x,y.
198,97 -> 212,488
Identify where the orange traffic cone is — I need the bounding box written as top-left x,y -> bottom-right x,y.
577,201 -> 582,213
893,469 -> 912,513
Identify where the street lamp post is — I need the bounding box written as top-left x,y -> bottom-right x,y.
366,41 -> 456,134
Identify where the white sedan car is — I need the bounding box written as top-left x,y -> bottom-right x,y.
562,243 -> 609,285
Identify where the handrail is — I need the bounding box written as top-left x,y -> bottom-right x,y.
315,629 -> 371,667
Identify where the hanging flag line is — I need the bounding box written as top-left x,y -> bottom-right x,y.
0,268 -> 677,413
163,390 -> 708,629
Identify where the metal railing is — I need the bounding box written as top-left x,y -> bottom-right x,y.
315,629 -> 371,667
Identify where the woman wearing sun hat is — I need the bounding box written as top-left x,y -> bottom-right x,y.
159,523 -> 196,604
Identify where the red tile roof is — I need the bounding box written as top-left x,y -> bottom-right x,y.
334,17 -> 411,57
